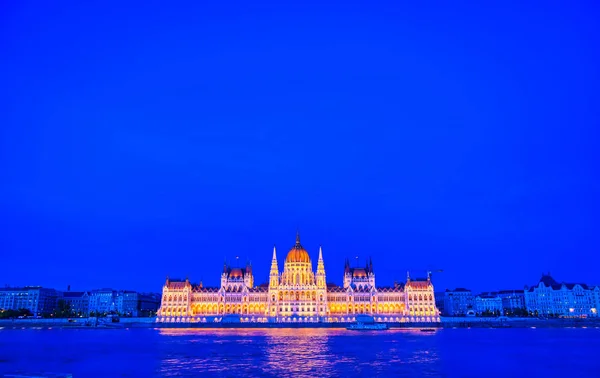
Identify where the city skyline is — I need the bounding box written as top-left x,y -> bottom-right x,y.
3,231 -> 598,293
2,231 -> 595,295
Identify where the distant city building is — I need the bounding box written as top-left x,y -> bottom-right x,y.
138,293 -> 161,316
443,288 -> 474,316
61,291 -> 90,316
593,286 -> 600,316
496,290 -> 526,315
89,289 -> 117,315
434,292 -> 445,315
0,287 -> 59,316
524,274 -> 598,317
117,291 -> 139,317
158,233 -> 440,323
2,286 -> 159,318
474,294 -> 503,315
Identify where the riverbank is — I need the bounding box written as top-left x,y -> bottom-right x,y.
441,316 -> 600,328
1,317 -> 598,329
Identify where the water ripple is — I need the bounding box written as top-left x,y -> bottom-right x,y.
1,328 -> 600,377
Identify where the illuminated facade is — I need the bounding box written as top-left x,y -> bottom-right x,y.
157,234 -> 440,323
524,274 -> 599,317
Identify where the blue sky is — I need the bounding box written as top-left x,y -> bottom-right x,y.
1,1 -> 598,293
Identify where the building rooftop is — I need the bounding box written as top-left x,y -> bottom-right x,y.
497,290 -> 524,295
0,286 -> 45,291
446,288 -> 471,292
62,291 -> 88,298
530,274 -> 591,292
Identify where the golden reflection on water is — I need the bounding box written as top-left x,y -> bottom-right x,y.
263,329 -> 335,376
157,328 -> 440,377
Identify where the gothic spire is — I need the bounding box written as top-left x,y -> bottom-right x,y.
270,245 -> 279,274
269,244 -> 279,287
317,246 -> 325,271
316,245 -> 326,288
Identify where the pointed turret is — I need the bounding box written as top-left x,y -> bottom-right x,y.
269,244 -> 279,288
245,260 -> 254,288
220,259 -> 228,288
317,245 -> 326,288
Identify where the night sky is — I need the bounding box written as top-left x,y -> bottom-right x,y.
1,1 -> 598,294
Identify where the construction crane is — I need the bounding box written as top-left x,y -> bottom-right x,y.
427,269 -> 444,278
407,268 -> 444,280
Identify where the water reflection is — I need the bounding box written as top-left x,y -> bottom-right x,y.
263,329 -> 335,376
2,328 -> 599,377
156,328 -> 441,377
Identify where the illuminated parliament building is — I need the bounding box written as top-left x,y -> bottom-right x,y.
157,233 -> 440,323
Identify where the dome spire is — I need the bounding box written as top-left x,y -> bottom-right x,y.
285,231 -> 310,263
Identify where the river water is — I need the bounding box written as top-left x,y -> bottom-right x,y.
0,327 -> 598,377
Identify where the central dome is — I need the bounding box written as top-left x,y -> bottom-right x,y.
285,233 -> 311,263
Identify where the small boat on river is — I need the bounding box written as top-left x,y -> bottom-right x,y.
347,322 -> 389,331
347,315 -> 389,331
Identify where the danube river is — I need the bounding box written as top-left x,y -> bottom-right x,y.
1,328 -> 599,377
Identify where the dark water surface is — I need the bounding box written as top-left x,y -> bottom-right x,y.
0,327 -> 598,377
